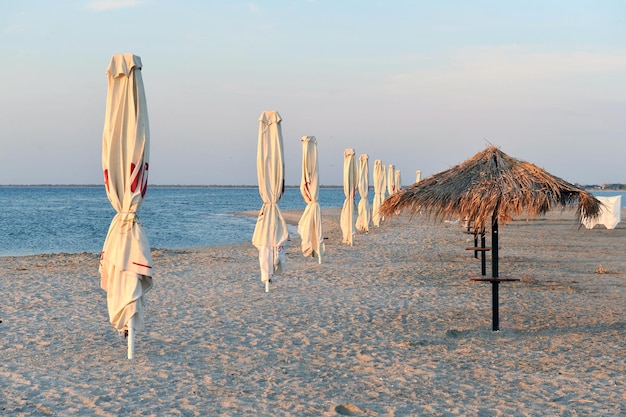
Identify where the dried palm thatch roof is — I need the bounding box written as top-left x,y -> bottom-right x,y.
380,146 -> 601,231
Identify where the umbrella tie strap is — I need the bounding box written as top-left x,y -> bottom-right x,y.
119,212 -> 141,229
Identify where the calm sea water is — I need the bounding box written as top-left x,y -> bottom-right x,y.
0,186 -> 346,257
1,187 -> 623,257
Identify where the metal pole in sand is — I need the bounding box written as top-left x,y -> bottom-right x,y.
491,214 -> 500,332
127,315 -> 135,360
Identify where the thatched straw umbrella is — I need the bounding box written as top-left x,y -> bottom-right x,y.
380,146 -> 601,331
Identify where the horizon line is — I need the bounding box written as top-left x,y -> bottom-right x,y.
0,183 -> 624,190
0,183 -> 348,188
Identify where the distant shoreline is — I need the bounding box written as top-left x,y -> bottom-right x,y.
0,184 -> 624,192
0,184 -> 345,189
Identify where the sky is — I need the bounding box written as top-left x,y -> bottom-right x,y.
1,1 -> 624,186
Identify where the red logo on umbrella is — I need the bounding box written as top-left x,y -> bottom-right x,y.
130,162 -> 149,197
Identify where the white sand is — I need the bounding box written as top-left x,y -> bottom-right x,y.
1,208 -> 625,416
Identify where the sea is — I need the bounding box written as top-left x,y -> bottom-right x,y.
0,186 -> 346,257
1,186 -> 623,257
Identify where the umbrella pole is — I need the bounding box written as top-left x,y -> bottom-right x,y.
265,281 -> 270,293
127,315 -> 135,360
491,280 -> 499,332
480,232 -> 487,276
491,215 -> 500,331
474,233 -> 478,259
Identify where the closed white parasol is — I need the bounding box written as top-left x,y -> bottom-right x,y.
387,164 -> 396,196
252,111 -> 288,292
297,136 -> 325,263
340,149 -> 358,246
100,54 -> 153,360
395,169 -> 402,193
355,154 -> 370,233
372,160 -> 386,227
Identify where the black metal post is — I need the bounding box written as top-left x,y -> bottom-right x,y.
474,233 -> 478,259
492,280 -> 499,331
492,217 -> 499,278
491,214 -> 499,331
480,232 -> 486,276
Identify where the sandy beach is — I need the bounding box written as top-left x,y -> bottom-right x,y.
1,207 -> 625,416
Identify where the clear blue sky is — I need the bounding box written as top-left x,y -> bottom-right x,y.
1,0 -> 624,186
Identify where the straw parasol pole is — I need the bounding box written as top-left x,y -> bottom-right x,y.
381,146 -> 601,331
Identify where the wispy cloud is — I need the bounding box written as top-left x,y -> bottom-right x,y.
3,24 -> 26,35
246,2 -> 261,15
381,47 -> 626,99
452,46 -> 626,79
85,0 -> 147,12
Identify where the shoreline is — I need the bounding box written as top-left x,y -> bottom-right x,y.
0,208 -> 329,260
2,189 -> 624,258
